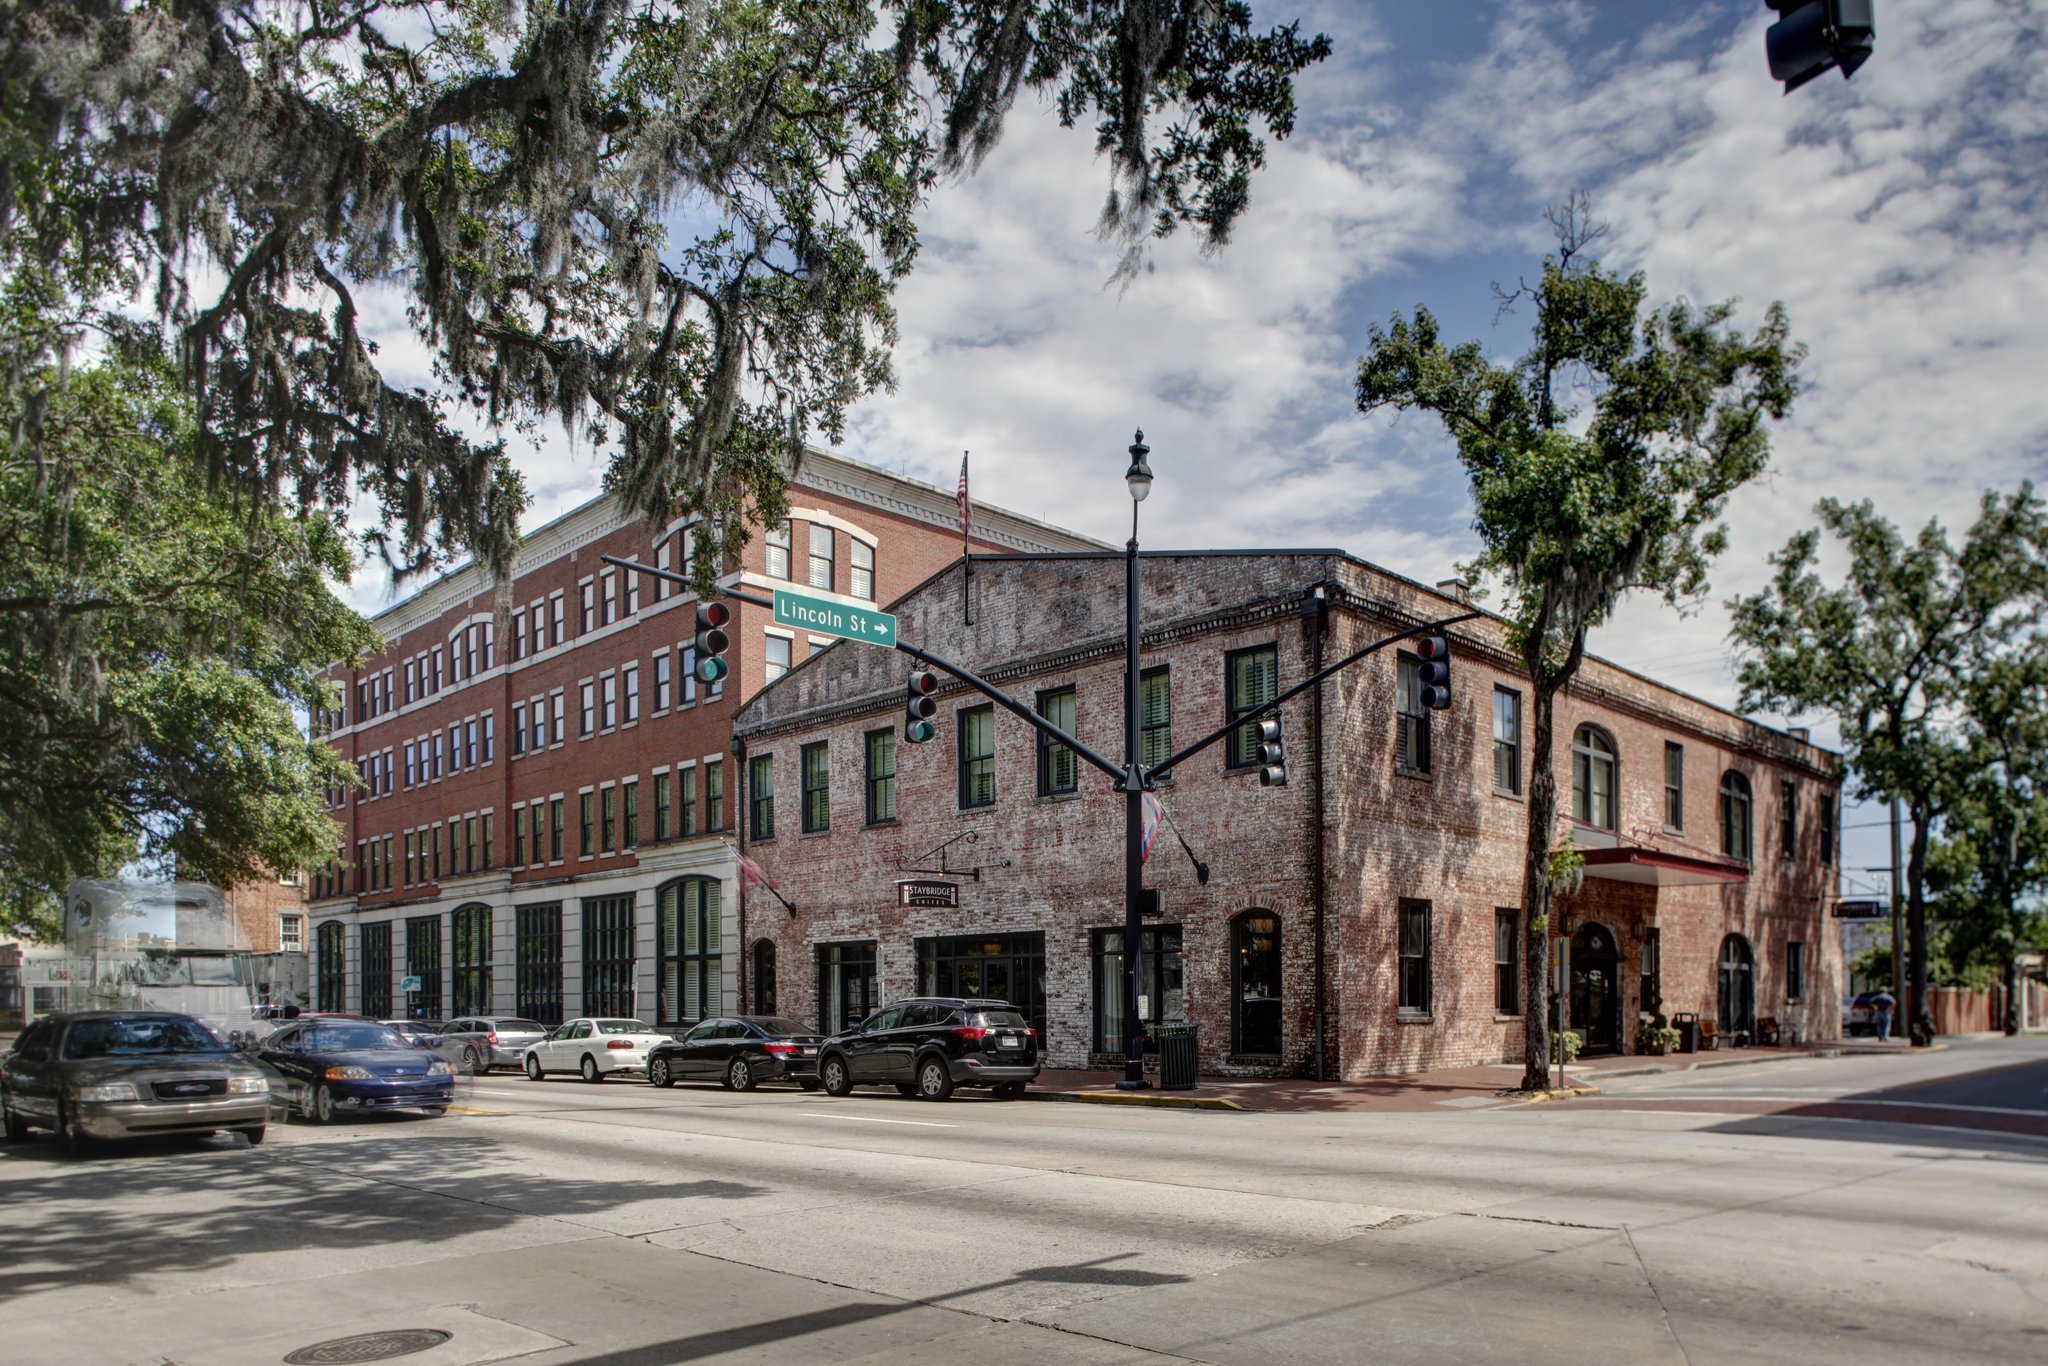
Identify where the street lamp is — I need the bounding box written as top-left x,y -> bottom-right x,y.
1119,430 -> 1152,1090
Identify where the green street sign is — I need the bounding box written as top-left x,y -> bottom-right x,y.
772,587 -> 897,648
400,975 -> 422,992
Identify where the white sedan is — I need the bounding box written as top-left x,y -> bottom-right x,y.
521,1019 -> 673,1083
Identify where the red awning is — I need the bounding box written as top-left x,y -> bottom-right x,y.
1579,847 -> 1750,888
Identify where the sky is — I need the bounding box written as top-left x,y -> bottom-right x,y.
352,0 -> 2048,895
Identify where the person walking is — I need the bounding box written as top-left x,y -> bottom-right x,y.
1872,986 -> 1896,1043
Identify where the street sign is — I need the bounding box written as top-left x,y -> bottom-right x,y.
400,975 -> 422,991
1831,900 -> 1884,919
772,587 -> 897,648
895,879 -> 959,908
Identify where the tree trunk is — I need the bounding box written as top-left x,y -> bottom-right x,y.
2004,955 -> 2021,1036
1521,680 -> 1560,1091
1905,801 -> 1934,1044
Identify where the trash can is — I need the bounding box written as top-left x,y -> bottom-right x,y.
1157,1022 -> 1199,1090
1672,1012 -> 1700,1054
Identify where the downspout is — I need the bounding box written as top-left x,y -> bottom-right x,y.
1305,584 -> 1330,1081
734,735 -> 748,1014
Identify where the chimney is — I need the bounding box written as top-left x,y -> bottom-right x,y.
1436,577 -> 1471,604
1789,727 -> 1810,743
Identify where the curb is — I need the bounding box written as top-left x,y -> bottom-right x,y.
1029,1088 -> 1246,1111
1519,1085 -> 1603,1103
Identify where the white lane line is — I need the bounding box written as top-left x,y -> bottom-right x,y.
797,1112 -> 959,1128
1608,1093 -> 2047,1116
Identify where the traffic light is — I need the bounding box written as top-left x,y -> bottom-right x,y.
1765,1 -> 1875,94
1256,715 -> 1288,787
693,602 -> 730,683
904,670 -> 938,742
1415,632 -> 1452,710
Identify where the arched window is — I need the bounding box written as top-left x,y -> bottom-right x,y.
1572,726 -> 1618,830
657,877 -> 722,1026
1232,911 -> 1282,1057
1720,771 -> 1754,861
752,939 -> 777,1015
1717,934 -> 1756,1035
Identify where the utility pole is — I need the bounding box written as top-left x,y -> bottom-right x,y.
1119,433 -> 1153,1090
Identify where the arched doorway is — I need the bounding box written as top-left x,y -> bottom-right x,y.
1718,935 -> 1756,1038
1570,923 -> 1621,1054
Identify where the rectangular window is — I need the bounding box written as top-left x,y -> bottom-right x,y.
680,766 -> 699,837
404,831 -> 417,885
865,729 -> 896,825
453,905 -> 491,1017
850,540 -> 875,600
579,580 -> 595,634
655,539 -> 672,600
704,759 -> 724,831
680,645 -> 698,706
549,799 -> 566,863
601,674 -> 618,730
1664,742 -> 1685,830
530,696 -> 547,751
1493,688 -> 1522,795
1780,779 -> 1798,858
359,922 -> 392,1019
918,932 -> 1049,1040
658,878 -> 722,1025
405,915 -> 443,1021
512,704 -> 527,756
807,524 -> 834,591
516,903 -> 563,1026
531,803 -> 546,865
512,807 -> 526,867
481,811 -> 494,870
551,692 -> 565,745
429,825 -> 441,881
815,941 -> 879,1035
750,754 -> 776,840
1495,910 -> 1519,1014
1640,928 -> 1662,1015
433,731 -> 444,779
1396,653 -> 1430,773
600,570 -> 617,627
1140,667 -> 1172,769
530,603 -> 545,657
765,634 -> 792,683
801,742 -> 830,834
958,705 -> 995,808
464,814 -> 478,873
316,922 -> 346,1010
581,895 -> 636,1019
1820,796 -> 1835,866
1037,688 -> 1078,796
653,652 -> 671,712
580,792 -> 595,856
464,718 -> 478,769
1092,925 -> 1185,1054
601,785 -> 617,853
580,682 -> 595,736
654,774 -> 670,841
765,520 -> 792,579
1787,941 -> 1806,1002
481,713 -> 494,763
623,665 -> 640,724
1226,645 -> 1279,769
550,594 -> 564,646
432,646 -> 443,692
1398,899 -> 1432,1015
625,567 -> 640,616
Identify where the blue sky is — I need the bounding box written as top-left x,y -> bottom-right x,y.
357,1 -> 2048,893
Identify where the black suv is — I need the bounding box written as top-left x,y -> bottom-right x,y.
817,998 -> 1040,1101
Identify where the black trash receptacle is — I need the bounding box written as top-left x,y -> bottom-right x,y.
1157,1023 -> 1199,1090
1672,1012 -> 1700,1054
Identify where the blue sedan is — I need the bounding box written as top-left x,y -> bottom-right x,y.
253,1019 -> 456,1124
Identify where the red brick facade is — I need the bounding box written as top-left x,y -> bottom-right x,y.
733,553 -> 1844,1078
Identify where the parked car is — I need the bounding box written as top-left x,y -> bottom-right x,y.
816,997 -> 1040,1101
2,1011 -> 271,1156
521,1019 -> 673,1083
254,1018 -> 456,1123
1842,994 -> 1879,1036
647,1017 -> 825,1091
439,1017 -> 551,1074
382,1018 -> 447,1049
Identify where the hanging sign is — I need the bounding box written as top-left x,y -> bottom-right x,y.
895,879 -> 960,908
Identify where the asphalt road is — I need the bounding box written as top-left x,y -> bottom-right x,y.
4,1039 -> 2046,1365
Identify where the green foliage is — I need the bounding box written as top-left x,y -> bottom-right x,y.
1,1 -> 1328,582
1545,840 -> 1586,896
1548,1028 -> 1583,1066
0,346 -> 377,941
1635,1021 -> 1680,1054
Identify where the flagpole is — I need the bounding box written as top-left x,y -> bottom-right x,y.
960,451 -> 973,628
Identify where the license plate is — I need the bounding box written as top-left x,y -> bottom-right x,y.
799,1047 -> 815,1056
999,1034 -> 1020,1048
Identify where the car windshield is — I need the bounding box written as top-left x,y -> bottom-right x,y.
971,1010 -> 1028,1029
503,1019 -> 548,1033
752,1018 -> 809,1037
61,1016 -> 228,1060
595,1020 -> 651,1035
302,1023 -> 410,1051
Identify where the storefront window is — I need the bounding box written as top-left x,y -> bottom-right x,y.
816,941 -> 878,1035
916,933 -> 1047,1040
1092,925 -> 1184,1054
1232,912 -> 1281,1056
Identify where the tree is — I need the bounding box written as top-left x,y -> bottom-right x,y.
0,1 -> 1329,582
1357,196 -> 1801,1091
1728,485 -> 2048,1043
0,342 -> 378,942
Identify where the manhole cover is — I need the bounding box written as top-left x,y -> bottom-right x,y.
283,1328 -> 453,1364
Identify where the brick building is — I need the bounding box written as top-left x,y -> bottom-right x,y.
305,451 -> 1101,1026
732,551 -> 1844,1078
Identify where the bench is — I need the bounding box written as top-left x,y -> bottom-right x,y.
1697,1019 -> 1720,1050
1755,1017 -> 1782,1046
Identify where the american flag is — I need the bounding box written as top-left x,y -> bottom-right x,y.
735,850 -> 780,894
957,452 -> 970,544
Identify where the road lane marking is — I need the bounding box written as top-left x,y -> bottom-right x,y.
797,1112 -> 959,1128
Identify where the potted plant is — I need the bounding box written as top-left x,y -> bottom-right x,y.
1636,1020 -> 1681,1055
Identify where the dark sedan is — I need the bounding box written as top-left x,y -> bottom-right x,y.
255,1019 -> 456,1123
2,1011 -> 271,1156
647,1016 -> 825,1091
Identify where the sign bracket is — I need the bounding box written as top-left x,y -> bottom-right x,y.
896,829 -> 1008,882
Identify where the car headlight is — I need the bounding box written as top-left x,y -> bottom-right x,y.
72,1083 -> 138,1102
324,1065 -> 374,1080
227,1075 -> 269,1094
426,1060 -> 455,1076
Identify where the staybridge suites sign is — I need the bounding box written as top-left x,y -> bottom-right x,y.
772,587 -> 897,647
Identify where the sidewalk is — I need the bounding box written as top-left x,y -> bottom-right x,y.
1026,1040 -> 1911,1115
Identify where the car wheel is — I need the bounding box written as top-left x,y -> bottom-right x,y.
2,1100 -> 29,1143
580,1054 -> 602,1084
994,1081 -> 1026,1100
58,1102 -> 91,1158
461,1046 -> 483,1076
726,1058 -> 755,1092
916,1057 -> 954,1102
239,1125 -> 266,1147
525,1054 -> 545,1081
820,1055 -> 853,1097
309,1082 -> 338,1125
797,1079 -> 821,1092
650,1058 -> 673,1089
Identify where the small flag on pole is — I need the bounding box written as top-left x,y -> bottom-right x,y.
957,452 -> 971,545
1140,791 -> 1163,864
734,848 -> 797,916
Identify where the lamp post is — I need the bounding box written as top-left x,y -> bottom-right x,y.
1118,430 -> 1154,1090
